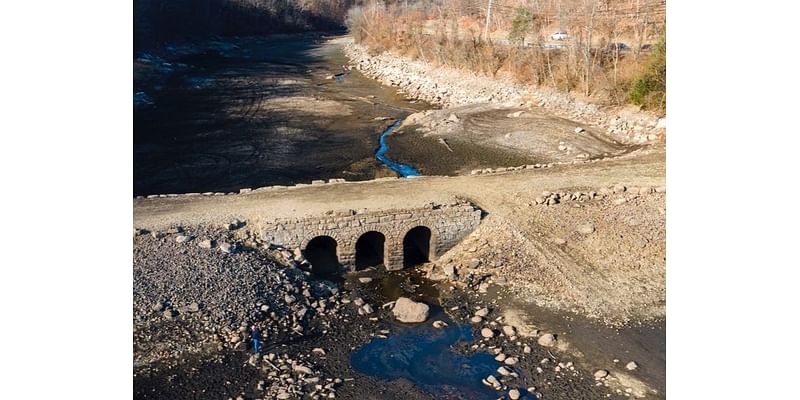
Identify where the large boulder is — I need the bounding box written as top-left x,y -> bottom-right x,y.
392,297 -> 430,323
537,333 -> 557,347
594,369 -> 609,379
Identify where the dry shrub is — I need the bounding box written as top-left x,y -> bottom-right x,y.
347,2 -> 664,107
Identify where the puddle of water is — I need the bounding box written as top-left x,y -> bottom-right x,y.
351,270 -> 501,399
376,269 -> 439,301
375,120 -> 420,177
350,308 -> 499,399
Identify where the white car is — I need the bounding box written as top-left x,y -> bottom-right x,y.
551,31 -> 569,40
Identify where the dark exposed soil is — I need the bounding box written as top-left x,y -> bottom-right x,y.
134,33 -> 431,196
134,34 -> 643,196
386,130 -> 537,176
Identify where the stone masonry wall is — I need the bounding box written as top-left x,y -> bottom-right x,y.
260,202 -> 482,271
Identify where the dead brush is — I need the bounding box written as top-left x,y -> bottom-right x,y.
346,1 -> 664,108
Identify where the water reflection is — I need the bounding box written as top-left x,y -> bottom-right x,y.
351,309 -> 499,399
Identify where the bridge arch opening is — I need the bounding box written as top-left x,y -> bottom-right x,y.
355,231 -> 385,270
304,236 -> 340,276
403,226 -> 432,268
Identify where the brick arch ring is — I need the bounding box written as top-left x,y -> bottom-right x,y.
350,227 -> 392,267
299,230 -> 347,256
395,223 -> 440,261
350,227 -> 391,246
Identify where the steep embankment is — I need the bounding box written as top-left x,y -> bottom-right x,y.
340,38 -> 665,145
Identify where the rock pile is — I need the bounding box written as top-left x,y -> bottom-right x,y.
532,184 -> 665,207
133,226 -> 345,365
470,163 -> 552,176
257,352 -> 342,399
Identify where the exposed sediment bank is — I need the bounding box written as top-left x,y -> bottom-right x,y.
341,38 -> 665,145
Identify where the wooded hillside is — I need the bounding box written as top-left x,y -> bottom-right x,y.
347,0 -> 665,111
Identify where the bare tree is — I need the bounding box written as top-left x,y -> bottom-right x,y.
630,0 -> 650,61
573,0 -> 600,96
484,0 -> 494,41
604,3 -> 621,93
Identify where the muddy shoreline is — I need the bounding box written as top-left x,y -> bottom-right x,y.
134,34 -> 432,196
386,129 -> 538,176
134,33 -> 653,197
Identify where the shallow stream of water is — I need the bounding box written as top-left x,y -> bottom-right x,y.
375,120 -> 420,177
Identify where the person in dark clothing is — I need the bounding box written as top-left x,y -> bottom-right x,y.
250,325 -> 262,354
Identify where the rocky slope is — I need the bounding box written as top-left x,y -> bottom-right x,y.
430,184 -> 666,325
340,38 -> 665,145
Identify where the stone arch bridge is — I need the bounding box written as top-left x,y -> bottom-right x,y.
260,202 -> 482,272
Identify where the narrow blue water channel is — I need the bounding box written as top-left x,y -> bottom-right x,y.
375,120 -> 421,177
351,310 -> 499,399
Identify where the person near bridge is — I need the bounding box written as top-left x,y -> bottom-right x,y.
250,325 -> 262,354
